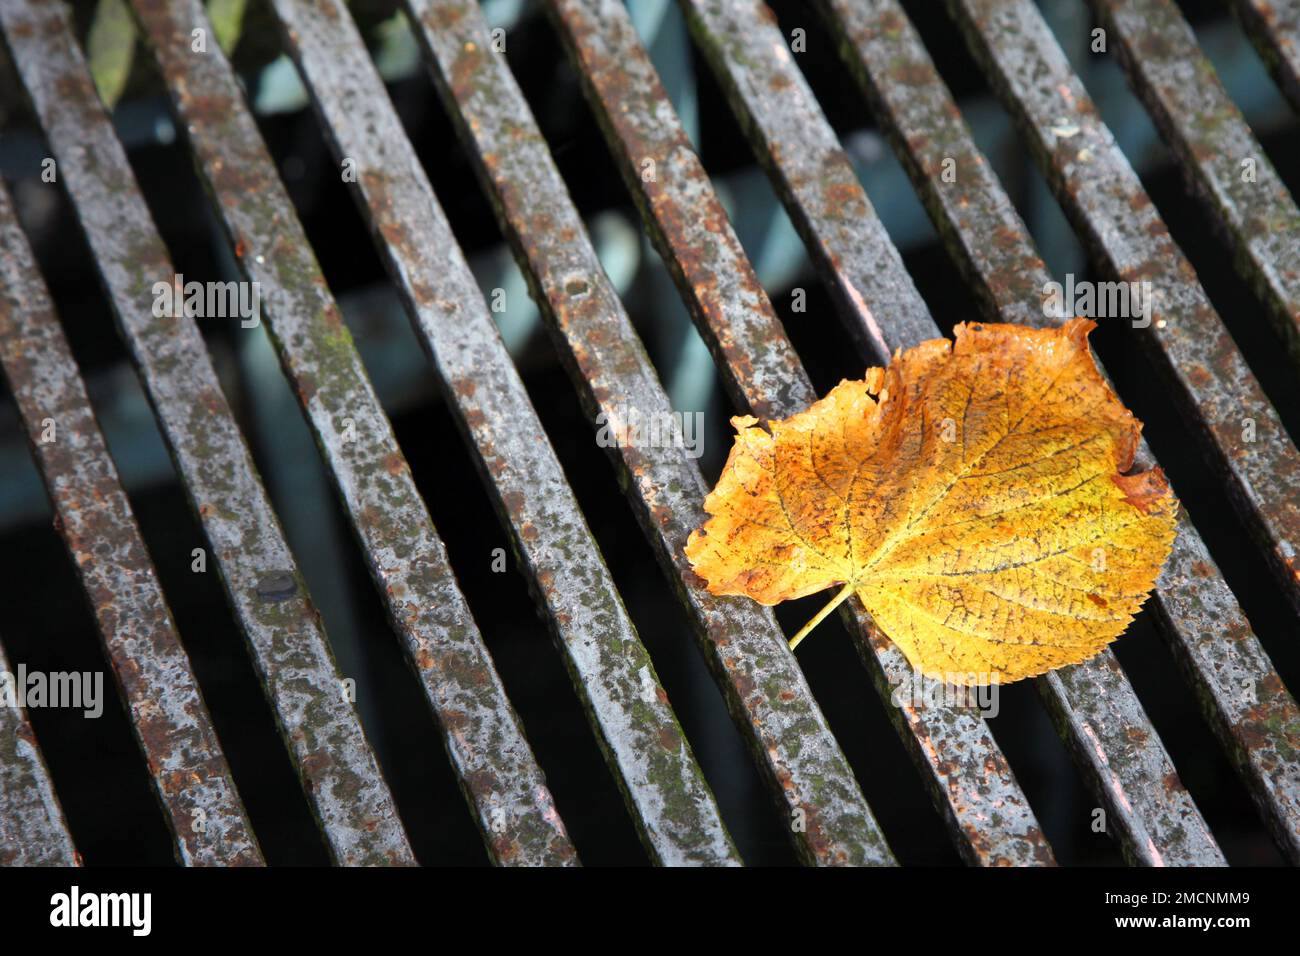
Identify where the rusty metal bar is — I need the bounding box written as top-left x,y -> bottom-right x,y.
676,0 -> 1225,864
0,631 -> 78,866
1233,0 -> 1300,115
547,0 -> 1052,867
405,0 -> 894,866
1093,0 -> 1300,368
195,0 -> 740,866
820,0 -> 1047,328
1,0 -> 417,867
947,0 -> 1300,619
680,0 -> 935,358
819,0 -> 1300,862
119,0 -> 574,867
0,170 -> 260,866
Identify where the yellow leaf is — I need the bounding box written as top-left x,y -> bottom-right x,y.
685,319 -> 1177,684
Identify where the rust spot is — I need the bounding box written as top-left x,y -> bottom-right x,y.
892,61 -> 933,87
301,751 -> 333,781
320,303 -> 346,334
380,219 -> 411,249
425,2 -> 465,30
200,388 -> 225,415
879,8 -> 906,32
824,180 -> 858,211
501,489 -> 526,518
296,372 -> 318,403
411,279 -> 436,306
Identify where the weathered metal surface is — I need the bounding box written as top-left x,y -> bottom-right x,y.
0,169 -> 260,866
550,0 -> 812,424
1040,658 -> 1223,866
0,633 -> 78,866
815,0 -> 1048,328
547,0 -> 813,422
674,0 -> 1223,865
1094,0 -> 1300,368
1151,530 -> 1300,862
947,0 -> 1300,617
679,0 -> 935,358
406,0 -> 894,866
850,614 -> 1053,866
1233,0 -> 1300,115
128,0 -> 575,867
548,0 -> 1053,867
255,0 -> 738,866
3,0 -> 415,867
821,0 -> 1299,862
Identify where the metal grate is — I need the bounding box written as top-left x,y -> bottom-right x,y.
0,0 -> 1296,866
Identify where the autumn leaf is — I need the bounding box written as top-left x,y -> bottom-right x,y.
684,319 -> 1177,684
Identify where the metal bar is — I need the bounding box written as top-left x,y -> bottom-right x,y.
124,0 -> 575,867
1233,0 -> 1300,115
226,0 -> 740,866
947,0 -> 1300,618
679,0 -> 935,358
819,0 -> 1300,862
677,0 -> 1224,865
0,632 -> 78,866
1150,543 -> 1300,862
822,1 -> 1048,328
0,170 -> 260,866
1093,0 -> 1300,368
547,0 -> 1053,867
2,0 -> 416,867
405,0 -> 895,866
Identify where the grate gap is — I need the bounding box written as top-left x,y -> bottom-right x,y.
775,595 -> 963,865
1090,309 -> 1300,702
523,355 -> 794,864
984,679 -> 1123,865
1080,16 -> 1300,447
395,392 -> 651,866
766,0 -> 983,331
0,410 -> 173,864
21,115 -> 332,866
1111,615 -> 1286,864
244,78 -> 507,867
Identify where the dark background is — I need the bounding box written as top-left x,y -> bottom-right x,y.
0,0 -> 1296,865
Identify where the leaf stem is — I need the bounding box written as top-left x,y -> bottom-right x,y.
787,582 -> 856,652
